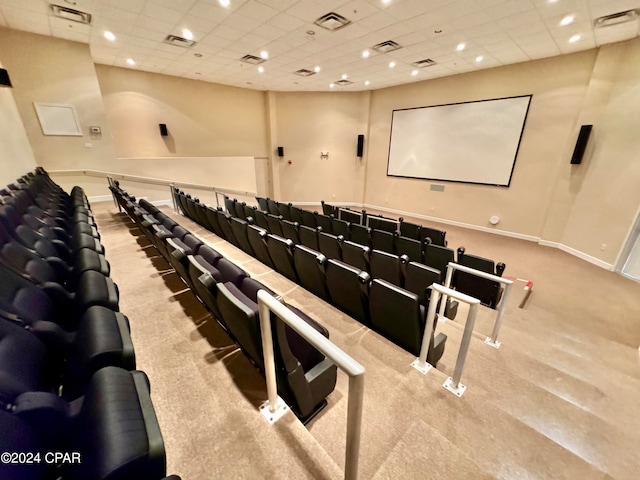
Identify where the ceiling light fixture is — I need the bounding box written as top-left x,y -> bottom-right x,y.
411,69 -> 418,76
194,53 -> 203,58
219,0 -> 230,7
475,55 -> 483,63
182,29 -> 193,40
560,15 -> 574,26
569,34 -> 581,43
314,65 -> 321,73
258,66 -> 264,73
365,80 -> 370,86
126,58 -> 135,65
329,83 -> 335,88
362,49 -> 370,58
456,42 -> 466,51
104,31 -> 115,41
260,50 -> 269,59
389,61 -> 396,68
341,73 -> 348,80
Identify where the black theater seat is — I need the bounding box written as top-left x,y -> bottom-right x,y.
421,226 -> 447,247
325,259 -> 370,325
247,225 -> 275,269
281,219 -> 300,244
341,240 -> 370,272
300,209 -> 317,228
371,228 -> 396,254
292,244 -> 330,301
289,205 -> 304,224
277,202 -> 292,220
314,213 -> 332,233
251,208 -> 270,230
266,214 -> 284,237
396,235 -> 423,263
215,210 -> 239,246
369,250 -> 407,287
318,231 -> 343,261
423,243 -> 456,283
399,219 -> 422,240
331,217 -> 350,239
298,225 -> 319,251
349,223 -> 371,247
455,247 -> 506,309
266,234 -> 298,282
230,217 -> 255,256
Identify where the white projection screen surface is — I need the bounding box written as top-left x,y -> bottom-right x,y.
387,95 -> 532,186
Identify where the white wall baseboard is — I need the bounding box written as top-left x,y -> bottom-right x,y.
539,240 -> 614,270
88,195 -> 113,203
291,201 -> 362,208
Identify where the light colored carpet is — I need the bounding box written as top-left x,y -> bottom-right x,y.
93,202 -> 640,480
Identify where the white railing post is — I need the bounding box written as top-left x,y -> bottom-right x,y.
411,286 -> 441,374
485,280 -> 514,348
437,264 -> 455,320
257,290 -> 365,480
443,301 -> 479,397
169,183 -> 178,214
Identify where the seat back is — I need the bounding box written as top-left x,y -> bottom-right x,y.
349,223 -> 371,247
368,215 -> 398,233
369,279 -> 424,356
331,217 -> 350,239
341,240 -> 370,272
396,236 -> 423,263
277,202 -> 292,221
292,245 -> 329,301
314,213 -> 332,233
215,210 -> 239,246
371,228 -> 396,254
247,225 -> 274,268
234,201 -> 247,220
204,206 -> 224,237
338,208 -> 363,225
321,201 -> 336,216
266,234 -> 298,282
224,196 -> 236,215
298,225 -> 319,251
256,197 -> 269,212
289,205 -> 304,224
281,220 -> 300,244
399,219 -> 422,240
318,232 -> 342,260
403,261 -> 441,305
251,209 -> 270,230
421,226 -> 447,247
369,249 -> 406,287
266,214 -> 284,237
300,209 -> 317,228
423,243 -> 455,283
325,259 -> 370,325
266,198 -> 280,216
455,248 -> 505,309
230,217 -> 254,256
243,204 -> 256,221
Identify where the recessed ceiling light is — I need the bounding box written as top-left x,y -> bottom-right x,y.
548,0 -> 559,3
560,15 -> 574,26
389,61 -> 396,68
569,34 -> 581,43
182,29 -> 193,40
194,53 -> 203,58
219,0 -> 230,7
314,65 -> 321,73
362,49 -> 370,58
260,50 -> 269,59
456,42 -> 466,51
341,73 -> 348,80
475,55 -> 483,63
104,31 -> 115,41
126,58 -> 135,65
258,66 -> 264,73
329,83 -> 335,88
411,69 -> 418,76
365,80 -> 370,86
382,0 -> 392,4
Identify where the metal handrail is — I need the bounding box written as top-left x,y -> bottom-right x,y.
257,290 -> 365,480
438,262 -> 514,348
412,283 -> 480,398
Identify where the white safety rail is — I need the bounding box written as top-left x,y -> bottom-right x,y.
338,207 -> 364,224
438,262 -> 514,348
257,290 -> 365,480
412,284 -> 480,397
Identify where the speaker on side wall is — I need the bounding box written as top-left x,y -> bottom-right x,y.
570,124 -> 592,164
277,146 -> 284,157
356,134 -> 365,157
0,68 -> 12,87
159,123 -> 168,136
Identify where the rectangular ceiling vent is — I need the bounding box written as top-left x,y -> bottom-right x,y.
50,4 -> 92,24
412,58 -> 436,68
240,54 -> 265,65
335,79 -> 353,86
314,12 -> 351,31
594,9 -> 639,27
294,69 -> 316,76
164,35 -> 197,48
372,40 -> 402,53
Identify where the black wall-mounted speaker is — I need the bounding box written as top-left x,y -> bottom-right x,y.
570,124 -> 592,164
0,68 -> 12,87
159,123 -> 168,136
277,146 -> 284,157
357,134 -> 365,157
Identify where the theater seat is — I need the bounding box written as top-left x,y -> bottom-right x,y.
341,240 -> 370,272
421,226 -> 447,247
247,225 -> 275,269
280,219 -> 300,244
318,231 -> 343,261
230,217 -> 255,256
266,234 -> 298,282
371,229 -> 396,254
325,259 -> 370,325
399,219 -> 422,240
369,249 -> 407,287
395,236 -> 423,263
455,247 -> 506,309
292,245 -> 330,301
349,223 -> 371,247
298,225 -> 319,251
423,243 -> 456,283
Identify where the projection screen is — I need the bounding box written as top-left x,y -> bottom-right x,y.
387,95 -> 532,187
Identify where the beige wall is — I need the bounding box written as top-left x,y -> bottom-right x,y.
0,59 -> 37,185
0,28 -> 116,172
96,65 -> 269,159
272,91 -> 369,203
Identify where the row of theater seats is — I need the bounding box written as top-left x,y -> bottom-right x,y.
241,196 -> 506,310
0,169 -> 179,480
171,188 -> 449,365
110,181 -> 338,423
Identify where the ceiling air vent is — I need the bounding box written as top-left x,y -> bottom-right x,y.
372,40 -> 402,54
240,54 -> 266,65
314,12 -> 351,31
412,58 -> 436,68
335,79 -> 353,86
294,69 -> 316,76
50,4 -> 92,24
164,35 -> 197,48
594,9 -> 639,27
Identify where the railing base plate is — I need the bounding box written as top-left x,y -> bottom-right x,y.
259,397 -> 289,425
484,337 -> 501,349
411,359 -> 432,375
443,377 -> 467,397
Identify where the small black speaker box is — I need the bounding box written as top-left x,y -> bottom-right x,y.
159,123 -> 168,136
277,146 -> 284,157
357,134 -> 365,157
0,68 -> 12,87
570,124 -> 592,164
